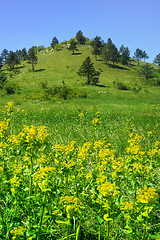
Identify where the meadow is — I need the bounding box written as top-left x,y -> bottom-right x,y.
0,44 -> 160,239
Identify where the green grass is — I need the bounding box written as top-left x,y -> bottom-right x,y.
0,43 -> 160,148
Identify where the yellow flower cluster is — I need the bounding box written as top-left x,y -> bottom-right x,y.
78,112 -> 84,118
0,119 -> 10,138
137,186 -> 158,204
59,195 -> 82,219
91,118 -> 101,125
97,182 -> 120,198
10,226 -> 26,239
17,125 -> 50,147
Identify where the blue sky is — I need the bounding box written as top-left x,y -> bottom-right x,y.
1,0 -> 160,63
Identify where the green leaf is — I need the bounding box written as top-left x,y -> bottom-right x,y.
137,214 -> 144,222
124,225 -> 132,234
56,220 -> 71,226
96,216 -> 104,225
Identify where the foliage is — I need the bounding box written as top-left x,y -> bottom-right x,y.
133,48 -> 143,66
27,46 -> 38,71
1,49 -> 9,62
142,51 -> 149,62
4,82 -> 19,94
77,56 -> 100,85
119,45 -> 130,65
0,103 -> 159,239
153,53 -> 160,67
5,51 -> 20,70
139,63 -> 155,80
113,81 -> 129,90
0,72 -> 7,84
68,39 -> 78,55
0,57 -> 3,69
0,72 -> 7,91
37,45 -> 45,52
101,38 -> 119,66
41,82 -> 86,100
54,43 -> 63,51
76,30 -> 86,44
20,48 -> 28,60
51,36 -> 59,49
91,36 -> 103,60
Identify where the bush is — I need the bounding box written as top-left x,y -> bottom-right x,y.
54,43 -> 63,51
0,72 -> 7,83
42,83 -> 87,100
39,80 -> 48,89
5,82 -> 19,94
113,81 -> 129,90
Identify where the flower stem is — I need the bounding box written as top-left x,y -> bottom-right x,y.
38,192 -> 47,239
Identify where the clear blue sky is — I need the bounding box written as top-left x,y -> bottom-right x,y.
1,0 -> 160,63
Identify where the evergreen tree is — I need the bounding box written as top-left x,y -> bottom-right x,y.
6,51 -> 20,70
77,56 -> 100,85
16,50 -> 22,60
101,38 -> 119,66
20,48 -> 28,60
68,39 -> 78,55
142,51 -> 149,62
153,53 -> 160,68
139,63 -> 155,80
76,30 -> 86,44
91,36 -> 103,60
119,45 -> 130,65
133,48 -> 143,66
51,37 -> 59,49
1,49 -> 9,63
28,46 -> 38,71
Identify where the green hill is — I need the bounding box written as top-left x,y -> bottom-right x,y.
1,43 -> 160,104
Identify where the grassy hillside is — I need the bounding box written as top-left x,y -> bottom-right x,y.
1,43 -> 160,104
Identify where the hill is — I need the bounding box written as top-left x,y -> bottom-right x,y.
1,43 -> 160,104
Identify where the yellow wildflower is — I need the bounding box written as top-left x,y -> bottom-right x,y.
137,187 -> 158,204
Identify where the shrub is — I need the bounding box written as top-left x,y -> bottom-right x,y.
42,83 -> 87,100
113,81 -> 129,90
5,82 -> 19,94
39,80 -> 48,89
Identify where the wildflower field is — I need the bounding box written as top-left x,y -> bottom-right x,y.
0,102 -> 160,240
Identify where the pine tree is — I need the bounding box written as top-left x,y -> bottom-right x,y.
76,30 -> 86,44
153,53 -> 160,68
68,39 -> 78,55
91,36 -> 103,60
101,38 -> 119,66
119,45 -> 130,65
51,37 -> 59,49
133,48 -> 143,66
77,56 -> 100,85
1,49 -> 9,63
28,46 -> 38,71
6,51 -> 20,70
20,48 -> 28,60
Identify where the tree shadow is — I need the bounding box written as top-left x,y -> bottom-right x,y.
105,63 -> 129,70
94,84 -> 106,87
15,66 -> 24,69
35,69 -> 45,72
73,53 -> 82,55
